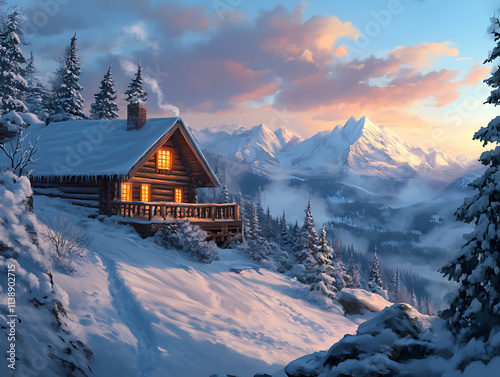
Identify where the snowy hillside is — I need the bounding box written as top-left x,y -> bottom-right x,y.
30,195 -> 390,377
195,117 -> 477,183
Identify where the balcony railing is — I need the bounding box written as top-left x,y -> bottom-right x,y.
110,201 -> 240,222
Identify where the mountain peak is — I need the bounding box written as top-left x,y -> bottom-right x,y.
340,115 -> 380,143
274,127 -> 304,146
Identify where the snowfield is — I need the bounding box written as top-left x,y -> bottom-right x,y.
33,195 -> 387,377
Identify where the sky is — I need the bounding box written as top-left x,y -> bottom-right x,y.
7,0 -> 500,158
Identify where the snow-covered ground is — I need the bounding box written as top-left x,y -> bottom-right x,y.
34,195 -> 387,377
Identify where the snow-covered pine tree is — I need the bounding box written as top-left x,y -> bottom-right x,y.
280,210 -> 291,251
24,52 -> 50,120
391,269 -> 404,303
440,15 -> 500,341
301,199 -> 318,255
124,62 -> 148,103
368,247 -> 383,290
411,289 -> 419,309
249,202 -> 263,242
426,297 -> 433,316
312,226 -> 342,292
332,232 -> 342,258
90,65 -> 119,120
221,185 -> 231,204
292,200 -> 318,274
350,267 -> 361,289
345,246 -> 360,289
242,201 -> 253,241
264,206 -> 274,240
51,33 -> 86,121
245,201 -> 270,261
256,191 -> 266,230
291,220 -> 300,250
0,10 -> 29,114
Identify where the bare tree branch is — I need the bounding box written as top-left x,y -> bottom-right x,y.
0,130 -> 39,177
41,217 -> 91,270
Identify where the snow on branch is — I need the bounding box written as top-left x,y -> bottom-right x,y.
0,130 -> 40,177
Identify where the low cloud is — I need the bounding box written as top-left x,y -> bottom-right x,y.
260,181 -> 330,227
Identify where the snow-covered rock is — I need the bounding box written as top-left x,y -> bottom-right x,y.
285,303 -> 441,377
336,288 -> 391,315
285,302 -> 500,377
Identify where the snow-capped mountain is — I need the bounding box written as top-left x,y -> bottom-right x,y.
195,116 -> 478,182
196,123 -> 303,168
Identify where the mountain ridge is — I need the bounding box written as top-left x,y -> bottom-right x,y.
195,116 -> 478,183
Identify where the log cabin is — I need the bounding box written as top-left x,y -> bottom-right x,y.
20,103 -> 242,244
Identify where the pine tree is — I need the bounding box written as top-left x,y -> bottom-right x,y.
368,247 -> 383,290
249,203 -> 263,242
124,62 -> 148,103
291,220 -> 300,250
280,210 -> 291,251
426,297 -> 433,316
291,201 -> 318,275
411,289 -> 419,309
51,33 -> 86,121
0,11 -> 29,114
90,65 -> 119,120
316,227 -> 333,268
440,15 -> 500,341
24,52 -> 50,120
391,269 -> 403,303
256,190 -> 266,230
221,185 -> 231,204
243,212 -> 252,242
242,201 -> 253,241
309,227 -> 338,298
314,226 -> 343,291
245,201 -> 270,261
301,200 -> 318,253
345,246 -> 360,289
264,206 -> 274,240
332,232 -> 342,258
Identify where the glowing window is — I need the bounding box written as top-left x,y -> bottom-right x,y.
121,183 -> 132,201
157,149 -> 172,170
141,184 -> 150,202
174,188 -> 183,203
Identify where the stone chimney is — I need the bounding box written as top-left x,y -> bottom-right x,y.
127,102 -> 147,131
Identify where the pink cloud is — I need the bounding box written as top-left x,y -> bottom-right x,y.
275,44 -> 487,114
389,42 -> 460,70
230,82 -> 281,102
88,4 -> 487,128
260,6 -> 358,67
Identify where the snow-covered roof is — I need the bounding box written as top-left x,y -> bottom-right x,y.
9,117 -> 218,185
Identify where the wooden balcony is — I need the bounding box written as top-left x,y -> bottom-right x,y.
110,201 -> 239,222
109,201 -> 242,245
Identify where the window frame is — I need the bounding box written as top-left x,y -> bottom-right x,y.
174,188 -> 183,203
156,148 -> 173,173
140,184 -> 151,202
121,182 -> 132,202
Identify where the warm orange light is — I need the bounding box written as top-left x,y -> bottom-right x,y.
157,149 -> 172,170
121,183 -> 132,201
174,188 -> 182,203
141,184 -> 150,202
